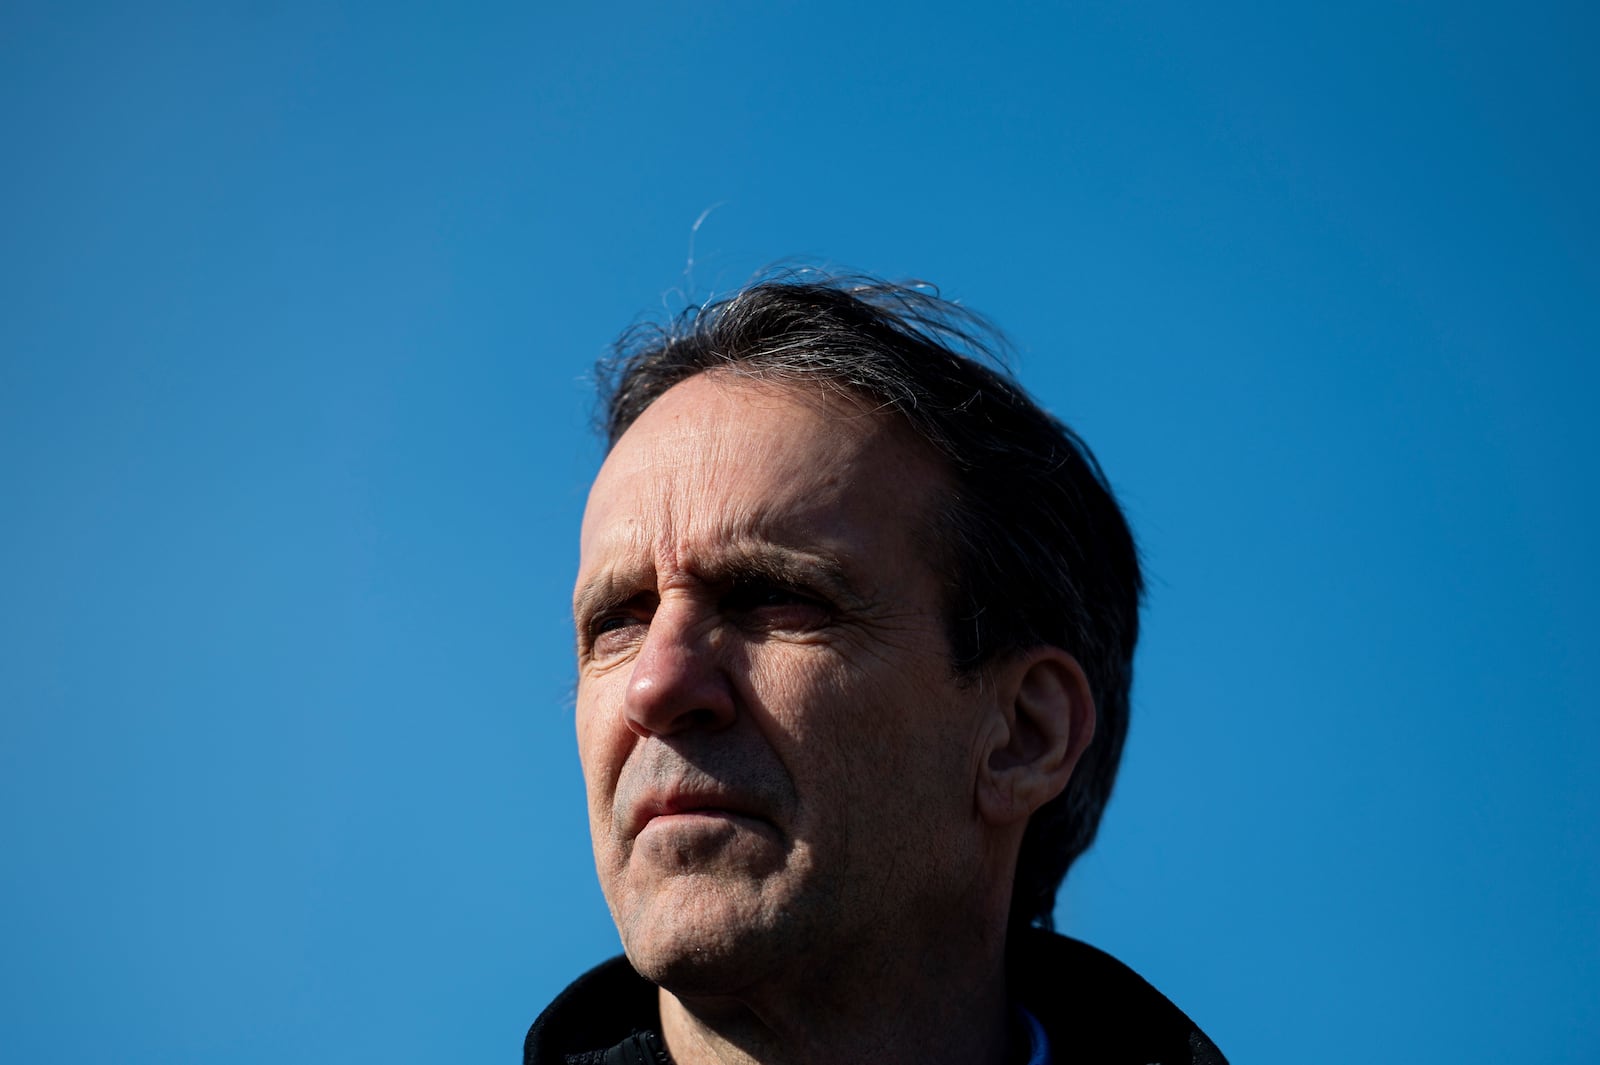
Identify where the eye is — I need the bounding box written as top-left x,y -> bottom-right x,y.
722,579 -> 831,629
726,579 -> 804,608
583,599 -> 653,657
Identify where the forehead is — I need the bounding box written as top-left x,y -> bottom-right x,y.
578,373 -> 946,585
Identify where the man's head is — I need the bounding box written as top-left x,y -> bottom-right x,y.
572,274 -> 1142,989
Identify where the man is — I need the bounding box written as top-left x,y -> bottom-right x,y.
526,274 -> 1225,1065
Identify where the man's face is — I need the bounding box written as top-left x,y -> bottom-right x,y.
573,373 -> 994,992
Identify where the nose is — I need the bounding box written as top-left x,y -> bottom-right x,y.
623,599 -> 738,738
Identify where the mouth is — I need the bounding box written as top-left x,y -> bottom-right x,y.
629,792 -> 775,839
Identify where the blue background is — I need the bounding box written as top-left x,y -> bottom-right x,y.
3,2 -> 1595,1061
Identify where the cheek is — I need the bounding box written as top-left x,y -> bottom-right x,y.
741,649 -> 859,753
575,702 -> 633,893
746,648 -> 945,815
575,684 -> 628,816
836,669 -> 981,817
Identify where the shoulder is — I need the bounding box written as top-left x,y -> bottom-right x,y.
523,955 -> 665,1065
1009,929 -> 1227,1065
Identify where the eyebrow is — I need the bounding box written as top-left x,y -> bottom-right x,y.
711,547 -> 855,601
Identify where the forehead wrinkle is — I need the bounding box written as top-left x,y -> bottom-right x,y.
575,486 -> 868,625
575,474 -> 848,614
576,373 -> 945,621
603,430 -> 852,562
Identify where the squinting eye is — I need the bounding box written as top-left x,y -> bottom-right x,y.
723,580 -> 828,618
588,613 -> 645,649
746,586 -> 802,606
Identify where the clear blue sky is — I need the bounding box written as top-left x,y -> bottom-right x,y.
2,2 -> 1595,1062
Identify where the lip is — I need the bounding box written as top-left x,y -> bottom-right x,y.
627,790 -> 773,839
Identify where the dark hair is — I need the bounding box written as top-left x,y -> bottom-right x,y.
596,271 -> 1143,931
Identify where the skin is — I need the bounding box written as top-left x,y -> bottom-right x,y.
573,373 -> 1095,1065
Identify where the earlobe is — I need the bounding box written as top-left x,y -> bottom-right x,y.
976,650 -> 1096,826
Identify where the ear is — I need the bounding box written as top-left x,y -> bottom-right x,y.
976,648 -> 1096,827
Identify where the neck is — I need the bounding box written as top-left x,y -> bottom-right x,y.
656,921 -> 1014,1065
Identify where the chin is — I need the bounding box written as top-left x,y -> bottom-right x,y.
614,880 -> 796,997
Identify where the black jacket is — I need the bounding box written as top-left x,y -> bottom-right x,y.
524,930 -> 1226,1065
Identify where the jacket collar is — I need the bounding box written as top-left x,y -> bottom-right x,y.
524,929 -> 1225,1065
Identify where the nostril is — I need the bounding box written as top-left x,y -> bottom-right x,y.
683,708 -> 724,730
624,703 -> 731,738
